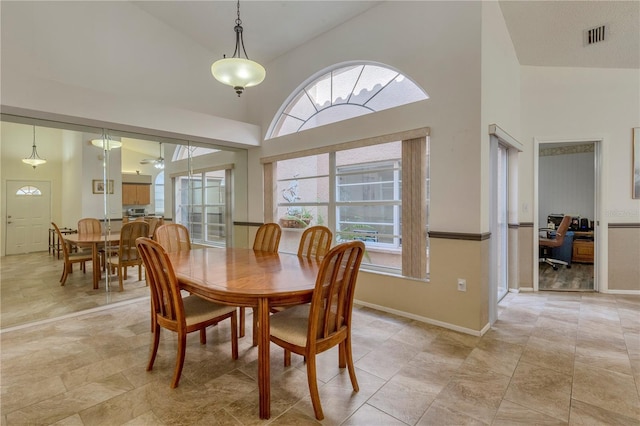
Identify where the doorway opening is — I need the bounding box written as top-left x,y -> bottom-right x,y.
535,140 -> 600,292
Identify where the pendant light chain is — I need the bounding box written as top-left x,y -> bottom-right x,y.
210,0 -> 266,96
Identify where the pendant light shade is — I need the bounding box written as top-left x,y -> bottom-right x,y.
211,57 -> 266,95
22,126 -> 46,169
91,138 -> 122,150
211,0 -> 265,96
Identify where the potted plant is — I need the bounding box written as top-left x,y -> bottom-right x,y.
279,180 -> 313,228
280,207 -> 313,228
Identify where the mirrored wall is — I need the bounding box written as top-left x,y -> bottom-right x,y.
0,114 -> 248,329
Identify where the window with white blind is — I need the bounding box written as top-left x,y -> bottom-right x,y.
267,131 -> 429,278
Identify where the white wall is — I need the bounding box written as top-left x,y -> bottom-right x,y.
251,1 -> 485,234
521,66 -> 640,291
0,123 -> 64,256
481,1 -> 522,229
521,66 -> 640,225
60,130 -> 84,228
539,151 -> 595,224
0,1 -> 261,149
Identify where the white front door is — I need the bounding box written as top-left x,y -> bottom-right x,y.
6,180 -> 51,255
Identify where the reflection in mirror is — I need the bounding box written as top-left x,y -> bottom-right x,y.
0,116 -> 248,330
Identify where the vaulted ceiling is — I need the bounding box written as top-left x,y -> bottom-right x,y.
133,1 -> 639,69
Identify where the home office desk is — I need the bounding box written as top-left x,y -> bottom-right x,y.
572,231 -> 594,263
63,232 -> 120,289
168,247 -> 321,419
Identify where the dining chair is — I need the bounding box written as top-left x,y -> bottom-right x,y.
269,240 -> 365,420
153,223 -> 192,253
252,222 -> 282,252
77,217 -> 101,234
297,225 -> 332,260
146,217 -> 160,238
107,221 -> 149,291
77,217 -> 106,268
135,237 -> 238,388
241,222 -> 283,343
52,222 -> 93,286
151,223 -> 192,332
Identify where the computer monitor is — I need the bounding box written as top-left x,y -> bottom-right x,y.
547,214 -> 564,228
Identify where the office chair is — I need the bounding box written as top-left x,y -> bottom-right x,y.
539,215 -> 571,270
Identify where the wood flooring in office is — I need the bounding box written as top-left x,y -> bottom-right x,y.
539,263 -> 595,291
1,252 -> 639,425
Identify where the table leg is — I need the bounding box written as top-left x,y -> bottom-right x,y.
257,298 -> 271,419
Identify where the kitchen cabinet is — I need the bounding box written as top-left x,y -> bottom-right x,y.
122,183 -> 151,205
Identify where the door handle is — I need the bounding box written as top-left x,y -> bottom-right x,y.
7,221 -> 12,224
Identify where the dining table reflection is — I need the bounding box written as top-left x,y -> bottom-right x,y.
63,232 -> 120,289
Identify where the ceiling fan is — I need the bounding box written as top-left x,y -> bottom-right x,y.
140,142 -> 164,169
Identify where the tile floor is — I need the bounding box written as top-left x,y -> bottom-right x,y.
1,253 -> 639,425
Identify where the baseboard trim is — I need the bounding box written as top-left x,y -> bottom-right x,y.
508,288 -> 521,293
601,289 -> 640,295
354,299 -> 488,336
519,287 -> 535,292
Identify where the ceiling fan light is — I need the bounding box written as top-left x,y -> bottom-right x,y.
91,139 -> 122,150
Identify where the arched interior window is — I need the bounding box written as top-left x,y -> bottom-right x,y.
267,63 -> 429,139
172,145 -> 219,161
16,185 -> 42,196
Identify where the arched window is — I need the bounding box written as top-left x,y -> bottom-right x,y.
16,185 -> 42,196
154,172 -> 164,215
172,145 -> 219,162
267,62 -> 428,139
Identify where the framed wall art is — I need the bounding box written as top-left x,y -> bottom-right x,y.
92,179 -> 114,194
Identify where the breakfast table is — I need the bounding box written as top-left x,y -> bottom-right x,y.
167,246 -> 321,419
63,232 -> 120,289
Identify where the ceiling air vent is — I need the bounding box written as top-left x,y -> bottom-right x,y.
585,25 -> 606,45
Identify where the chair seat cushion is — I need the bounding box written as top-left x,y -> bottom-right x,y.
270,304 -> 311,347
68,251 -> 92,261
182,295 -> 237,327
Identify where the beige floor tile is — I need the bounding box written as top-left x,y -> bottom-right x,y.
430,368 -> 511,423
572,361 -> 640,420
569,398 -> 640,426
2,257 -> 639,426
417,400 -> 488,425
503,361 -> 572,422
493,400 -> 568,425
519,335 -> 575,375
342,404 -> 406,426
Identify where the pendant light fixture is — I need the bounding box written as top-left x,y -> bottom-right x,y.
22,125 -> 47,169
211,0 -> 265,97
91,138 -> 122,150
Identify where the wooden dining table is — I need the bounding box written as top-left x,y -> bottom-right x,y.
63,232 -> 120,289
168,246 -> 321,419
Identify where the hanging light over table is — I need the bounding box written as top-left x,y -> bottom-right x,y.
91,138 -> 122,150
22,125 -> 47,169
211,0 -> 265,96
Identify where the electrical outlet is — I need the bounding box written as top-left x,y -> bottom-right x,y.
457,278 -> 466,292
